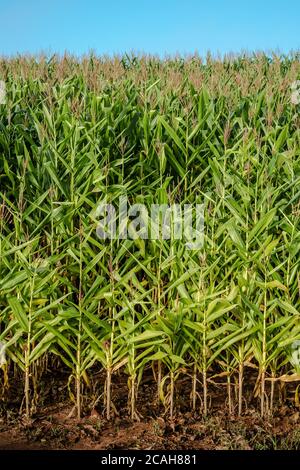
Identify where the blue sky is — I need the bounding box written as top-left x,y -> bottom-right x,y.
0,0 -> 299,57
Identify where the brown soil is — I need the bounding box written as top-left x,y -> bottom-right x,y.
1,368 -> 300,450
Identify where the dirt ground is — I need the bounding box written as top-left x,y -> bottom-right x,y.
1,369 -> 300,450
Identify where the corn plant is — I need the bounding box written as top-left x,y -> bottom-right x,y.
0,53 -> 300,420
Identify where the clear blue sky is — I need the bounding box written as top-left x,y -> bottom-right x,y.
0,0 -> 299,57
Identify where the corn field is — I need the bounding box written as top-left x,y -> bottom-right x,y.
0,53 -> 300,422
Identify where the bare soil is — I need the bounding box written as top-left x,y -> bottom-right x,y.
1,368 -> 300,450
